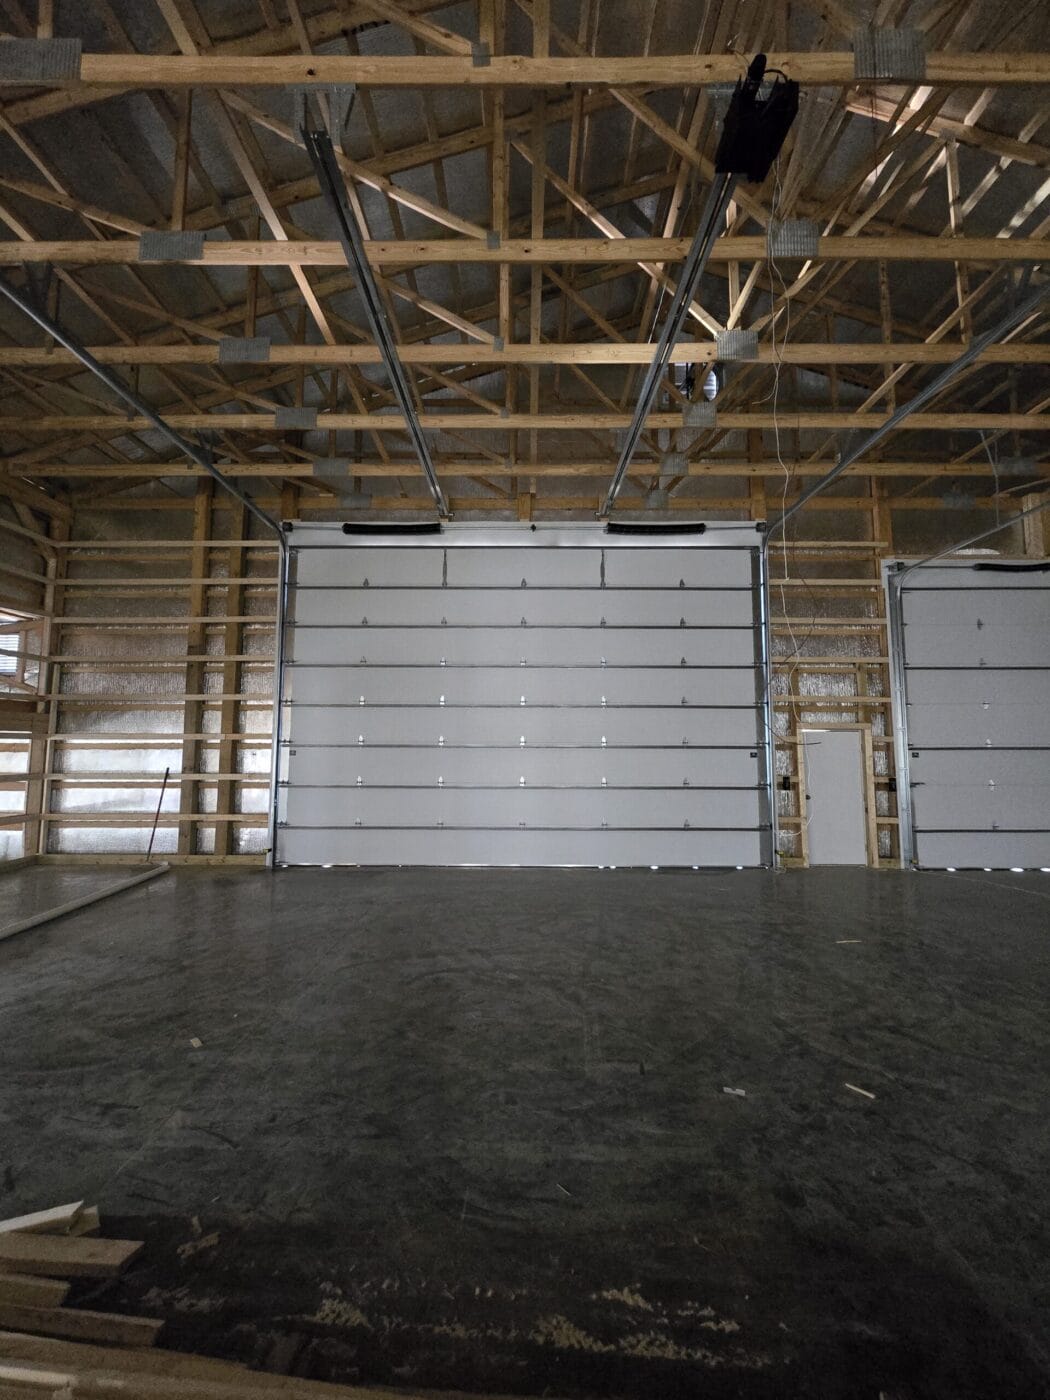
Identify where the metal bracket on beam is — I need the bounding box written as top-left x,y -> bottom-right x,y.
491,336 -> 505,352
218,336 -> 271,364
939,489 -> 975,509
705,83 -> 738,119
137,231 -> 205,263
274,407 -> 317,430
660,452 -> 687,480
313,460 -> 371,505
853,27 -> 926,82
682,400 -> 717,429
0,37 -> 81,84
292,85 -> 356,139
767,218 -> 820,260
486,231 -> 500,250
472,42 -> 491,67
996,456 -> 1039,479
715,328 -> 758,361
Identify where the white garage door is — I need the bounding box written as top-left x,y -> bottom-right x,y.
273,523 -> 772,867
889,562 -> 1050,869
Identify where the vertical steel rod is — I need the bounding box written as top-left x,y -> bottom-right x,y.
146,766 -> 170,863
301,123 -> 448,517
599,171 -> 737,518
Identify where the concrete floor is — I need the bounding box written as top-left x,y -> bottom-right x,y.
1,866 -> 1048,1398
0,863 -> 157,931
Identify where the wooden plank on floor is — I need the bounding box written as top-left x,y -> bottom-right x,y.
0,1277 -> 69,1309
0,1236 -> 142,1279
0,1204 -> 83,1236
0,1333 -> 548,1397
0,1304 -> 162,1349
67,1208 -> 100,1238
0,1333 -> 252,1383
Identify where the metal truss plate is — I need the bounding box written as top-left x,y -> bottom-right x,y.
292,85 -> 356,138
682,400 -> 717,429
0,37 -> 81,84
715,328 -> 758,361
853,27 -> 926,82
767,218 -> 820,259
217,336 -> 271,364
660,452 -> 687,480
995,456 -> 1039,478
275,406 -> 318,430
472,42 -> 491,67
938,489 -> 975,509
137,230 -> 205,263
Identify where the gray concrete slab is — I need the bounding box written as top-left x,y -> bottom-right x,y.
0,867 -> 1048,1399
0,862 -> 158,931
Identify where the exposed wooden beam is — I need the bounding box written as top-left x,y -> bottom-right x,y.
6,458 -> 1041,480
1,235 -> 1045,265
1,342 -> 1045,367
59,52 -> 1050,88
4,410 -> 1046,433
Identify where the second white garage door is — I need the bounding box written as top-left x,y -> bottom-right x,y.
274,523 -> 772,867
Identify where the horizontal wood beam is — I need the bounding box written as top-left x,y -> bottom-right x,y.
1,236 -> 1046,266
65,52 -> 1050,88
0,342 -> 1045,368
6,459 -> 1040,479
3,411 -> 1046,433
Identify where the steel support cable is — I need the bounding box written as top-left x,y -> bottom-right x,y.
0,275 -> 285,547
300,124 -> 448,518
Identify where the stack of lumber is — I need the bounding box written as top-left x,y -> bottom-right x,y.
0,1204 -> 535,1398
0,1332 -> 519,1397
0,1201 -> 160,1351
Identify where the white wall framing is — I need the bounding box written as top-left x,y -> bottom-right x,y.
272,523 -> 774,868
887,560 -> 1050,870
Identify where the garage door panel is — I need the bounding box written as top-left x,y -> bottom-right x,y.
295,546 -> 442,589
277,826 -> 764,867
445,548 -> 598,588
909,832 -> 1050,868
900,624 -> 1040,668
907,702 -> 1050,747
908,750 -> 1047,787
290,626 -> 757,668
913,783 -> 1050,831
281,786 -> 759,829
603,548 -> 753,590
292,587 -> 755,629
287,664 -> 759,708
905,669 -> 1050,707
904,592 -> 1050,626
284,745 -> 760,788
290,704 -> 756,747
905,567 -> 1048,591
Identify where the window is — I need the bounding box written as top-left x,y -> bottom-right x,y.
0,611 -> 44,695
